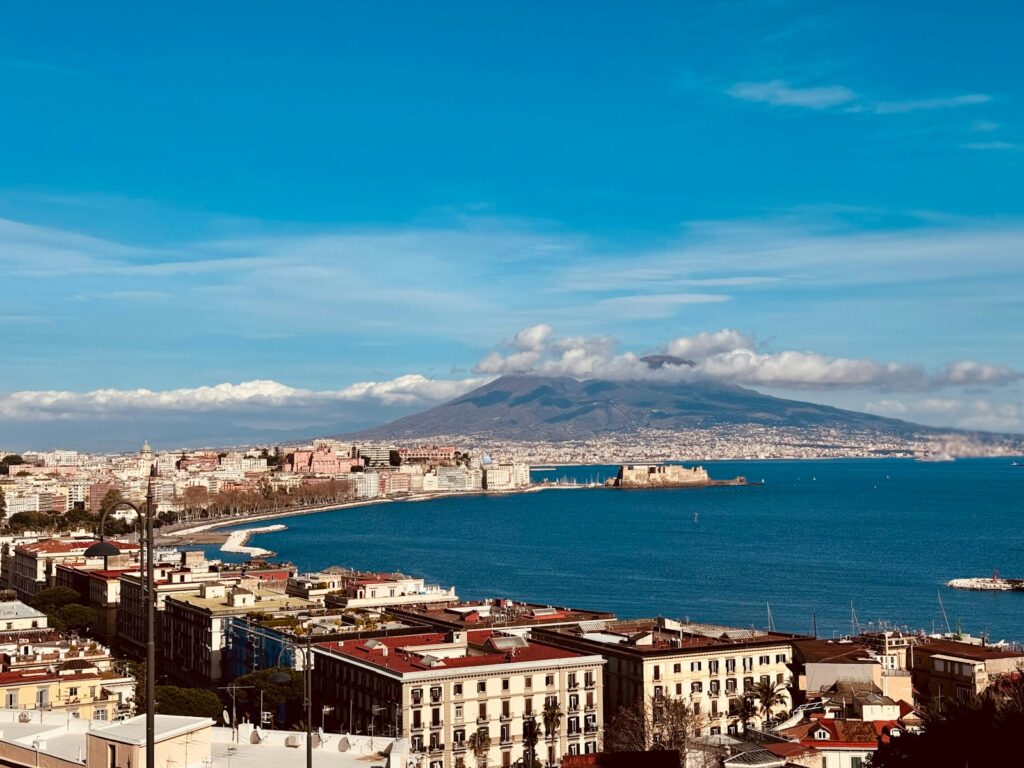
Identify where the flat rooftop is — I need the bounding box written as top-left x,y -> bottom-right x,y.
390,599 -> 614,630
916,637 -> 1024,661
539,618 -> 805,654
794,638 -> 880,664
317,630 -> 598,675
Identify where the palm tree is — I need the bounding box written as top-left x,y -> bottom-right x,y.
542,699 -> 563,737
734,695 -> 757,732
751,679 -> 789,726
467,728 -> 491,767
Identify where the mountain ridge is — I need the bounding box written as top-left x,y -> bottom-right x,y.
348,373 -> 929,441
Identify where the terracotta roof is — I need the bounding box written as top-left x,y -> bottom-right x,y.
780,718 -> 883,747
16,539 -> 139,555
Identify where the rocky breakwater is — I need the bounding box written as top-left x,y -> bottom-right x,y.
605,463 -> 747,488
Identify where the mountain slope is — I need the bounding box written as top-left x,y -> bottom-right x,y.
351,374 -> 923,440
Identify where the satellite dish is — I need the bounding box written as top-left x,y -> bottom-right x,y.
222,708 -> 231,726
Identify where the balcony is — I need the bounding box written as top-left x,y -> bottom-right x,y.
477,716 -> 489,725
584,679 -> 595,690
567,705 -> 579,714
585,724 -> 598,734
567,681 -> 579,690
429,743 -> 445,753
453,742 -> 466,752
430,695 -> 442,704
500,713 -> 513,722
584,704 -> 595,713
430,720 -> 444,729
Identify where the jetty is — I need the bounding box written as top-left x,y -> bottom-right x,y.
947,577 -> 1024,592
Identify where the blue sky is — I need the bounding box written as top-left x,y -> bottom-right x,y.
1,1 -> 1022,447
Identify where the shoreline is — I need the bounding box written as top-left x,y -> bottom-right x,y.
163,482 -> 597,542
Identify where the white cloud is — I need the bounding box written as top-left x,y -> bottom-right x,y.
0,375 -> 489,420
962,141 -> 1019,151
935,361 -> 1021,386
865,396 -> 1024,433
727,80 -> 857,109
666,329 -> 756,360
512,324 -> 553,351
870,94 -> 991,114
475,326 -> 1022,392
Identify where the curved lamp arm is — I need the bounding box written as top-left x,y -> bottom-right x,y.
95,500 -> 146,542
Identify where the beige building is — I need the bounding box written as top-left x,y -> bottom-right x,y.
537,618 -> 804,736
313,629 -> 606,768
10,539 -> 139,602
791,638 -> 913,705
163,583 -> 315,686
909,636 -> 1024,705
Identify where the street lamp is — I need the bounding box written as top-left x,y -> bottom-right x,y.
85,467 -> 156,768
270,628 -> 314,768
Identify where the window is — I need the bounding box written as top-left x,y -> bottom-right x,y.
690,661 -> 702,672
478,703 -> 487,721
691,682 -> 702,694
455,705 -> 463,721
502,700 -> 510,718
851,759 -> 863,768
430,686 -> 442,702
68,687 -> 78,698
675,683 -> 682,695
568,673 -> 577,689
5,692 -> 16,709
725,659 -> 736,673
108,745 -> 116,768
431,708 -> 441,726
454,683 -> 463,696
413,711 -> 422,728
525,676 -> 532,689
502,678 -> 510,691
477,681 -> 487,693
568,694 -> 578,711
545,675 -> 554,687
692,702 -> 700,716
709,660 -> 719,674
453,728 -> 465,745
758,655 -> 771,665
568,743 -> 580,755
673,663 -> 681,673
725,679 -> 736,694
743,657 -> 753,672
412,688 -> 423,704
743,677 -> 753,692
653,665 -> 661,681
501,724 -> 511,743
709,680 -> 720,695
775,653 -> 787,663
94,708 -> 107,721
760,675 -> 770,686
524,698 -> 533,714
776,673 -> 785,685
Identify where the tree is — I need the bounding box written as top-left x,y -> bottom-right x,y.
605,694 -> 711,768
0,486 -> 6,521
231,668 -> 304,726
542,698 -> 563,736
0,454 -> 24,475
869,674 -> 1024,767
155,686 -> 224,721
100,488 -> 125,513
750,678 -> 789,726
30,586 -> 83,616
733,695 -> 757,732
7,510 -> 53,533
467,728 -> 491,767
56,604 -> 97,634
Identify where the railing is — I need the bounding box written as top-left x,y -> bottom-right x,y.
477,716 -> 489,725
430,720 -> 444,729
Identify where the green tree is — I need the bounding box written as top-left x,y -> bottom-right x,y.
100,488 -> 126,513
231,668 -> 304,726
542,699 -> 563,737
467,728 -> 491,767
7,510 -> 52,533
750,678 -> 789,726
29,586 -> 83,615
155,686 -> 224,721
0,454 -> 24,475
734,694 -> 758,732
56,604 -> 97,634
0,486 -> 6,521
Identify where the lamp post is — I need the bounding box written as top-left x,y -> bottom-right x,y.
271,628 -> 313,768
86,467 -> 156,768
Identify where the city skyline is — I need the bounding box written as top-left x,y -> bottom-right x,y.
2,2 -> 1022,444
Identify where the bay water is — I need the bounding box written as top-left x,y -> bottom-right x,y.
218,458 -> 1024,641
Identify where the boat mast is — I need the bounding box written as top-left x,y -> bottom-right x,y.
937,589 -> 952,634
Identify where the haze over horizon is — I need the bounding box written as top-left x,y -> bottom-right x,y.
2,2 -> 1022,447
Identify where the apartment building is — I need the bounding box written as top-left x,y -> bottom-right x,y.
10,539 -> 139,602
790,638 -> 912,705
162,583 -> 315,686
318,571 -> 458,611
909,636 -> 1024,705
536,618 -> 805,736
312,629 -> 606,768
0,666 -> 133,721
389,599 -> 616,637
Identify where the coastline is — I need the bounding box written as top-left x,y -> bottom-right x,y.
163,482 -> 596,543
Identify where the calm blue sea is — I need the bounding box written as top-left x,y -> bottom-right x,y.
213,458 -> 1024,642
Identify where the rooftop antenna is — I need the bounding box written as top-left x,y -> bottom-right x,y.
937,589 -> 952,634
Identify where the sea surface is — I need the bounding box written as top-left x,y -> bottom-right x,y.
214,458 -> 1024,642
